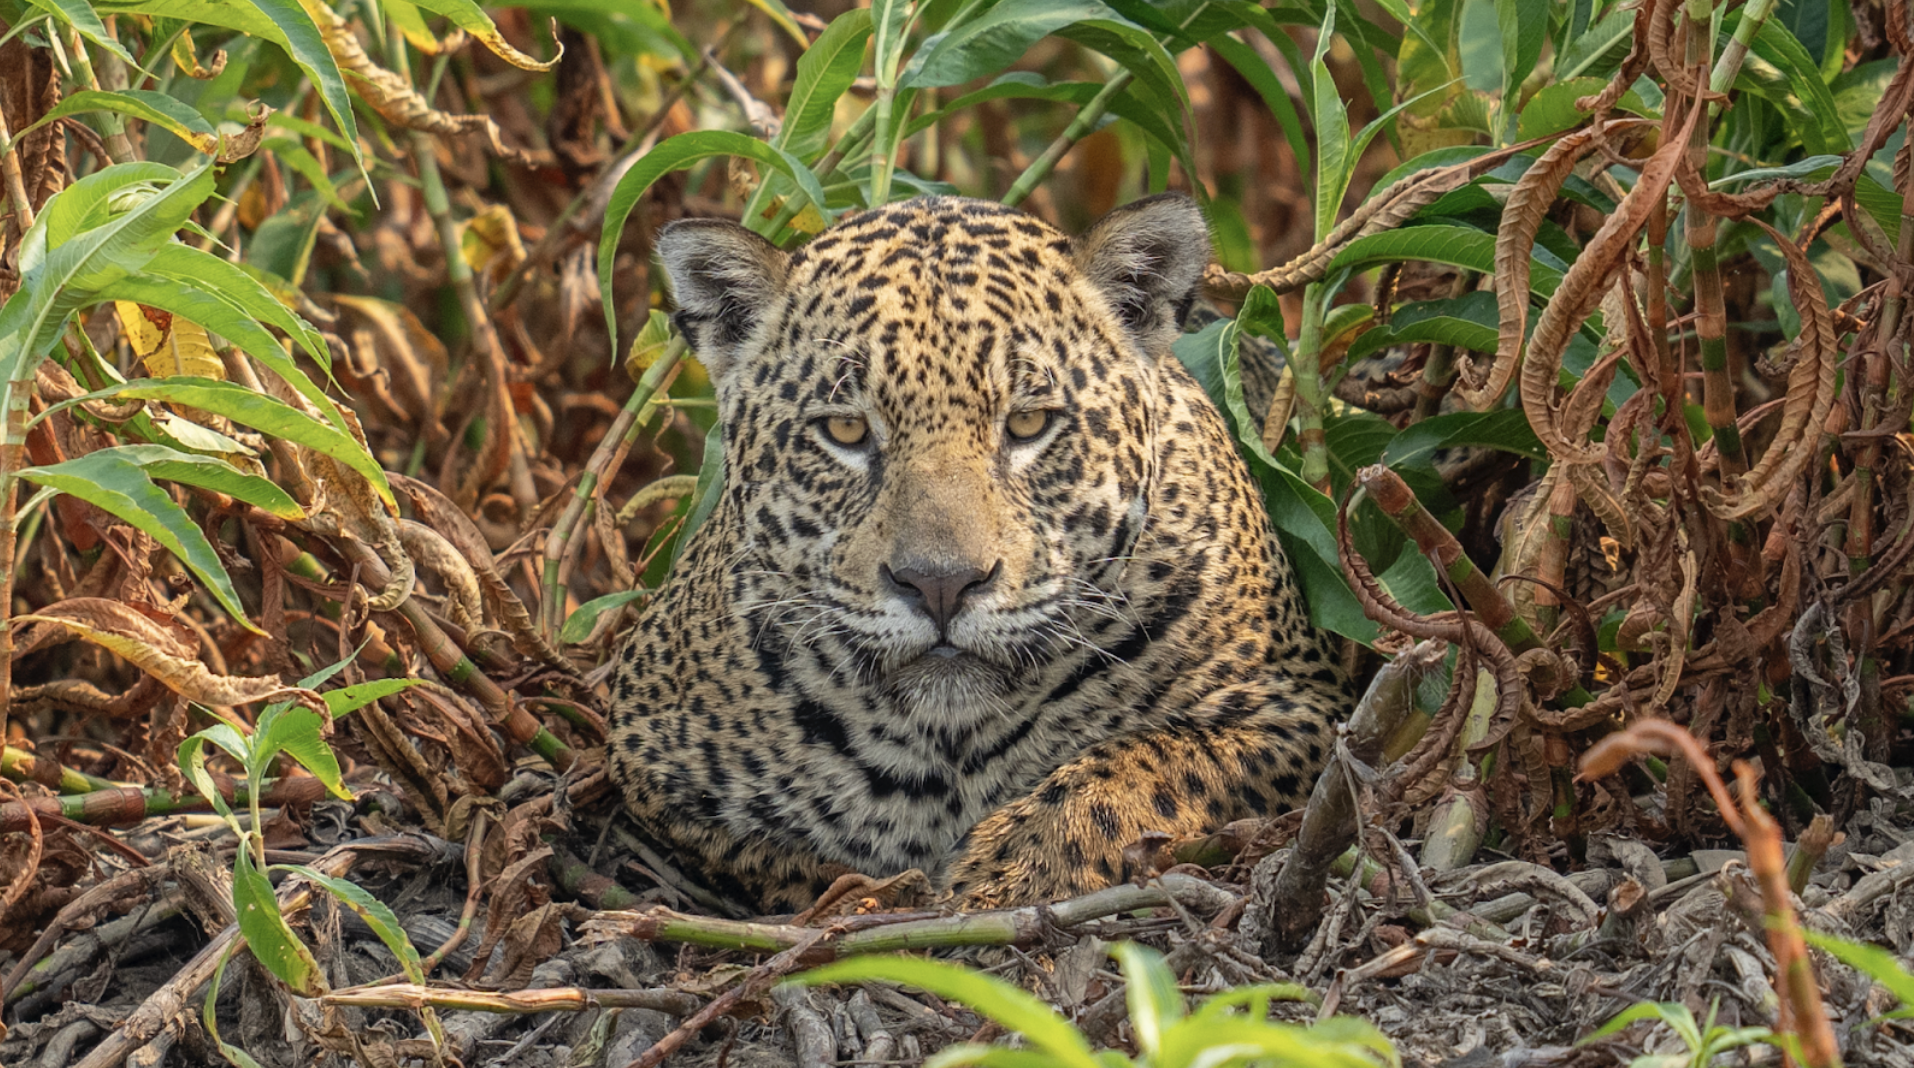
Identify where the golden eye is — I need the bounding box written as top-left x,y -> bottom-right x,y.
1006,410 -> 1051,441
822,415 -> 868,446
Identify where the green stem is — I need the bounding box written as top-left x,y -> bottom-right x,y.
1003,73 -> 1133,207
412,135 -> 537,513
61,30 -> 134,164
542,337 -> 688,637
1359,465 -> 1596,707
1709,0 -> 1778,100
1294,282 -> 1330,490
1,746 -> 118,793
764,107 -> 877,243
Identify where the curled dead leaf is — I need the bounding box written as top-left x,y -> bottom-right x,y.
15,599 -> 325,714
1519,104 -> 1699,465
1701,219 -> 1838,520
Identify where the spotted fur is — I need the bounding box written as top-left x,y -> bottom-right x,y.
608,195 -> 1353,912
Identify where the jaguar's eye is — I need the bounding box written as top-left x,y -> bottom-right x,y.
821,415 -> 869,446
1006,410 -> 1052,441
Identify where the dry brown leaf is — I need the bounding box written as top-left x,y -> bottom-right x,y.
332,295 -> 449,430
15,599 -> 324,713
304,0 -> 543,164
1574,2 -> 1655,115
1520,103 -> 1700,465
395,519 -> 482,633
1646,0 -> 1697,100
1702,219 -> 1839,520
1466,119 -> 1651,411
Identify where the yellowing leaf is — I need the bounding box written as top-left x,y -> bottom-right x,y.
459,203 -> 524,284
384,0 -> 448,54
116,300 -> 224,379
623,309 -> 675,379
19,599 -> 322,708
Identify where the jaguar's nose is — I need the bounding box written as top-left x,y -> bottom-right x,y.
883,560 -> 1001,634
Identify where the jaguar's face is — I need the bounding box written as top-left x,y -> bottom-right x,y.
658,196 -> 1209,718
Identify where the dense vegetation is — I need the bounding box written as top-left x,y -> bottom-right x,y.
0,0 -> 1907,1063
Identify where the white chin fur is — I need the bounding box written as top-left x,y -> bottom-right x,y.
886,652 -> 1012,724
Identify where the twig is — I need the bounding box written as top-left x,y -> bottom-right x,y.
541,337 -> 687,639
323,983 -> 701,1015
584,873 -> 1237,963
70,836 -> 448,1068
1579,722 -> 1839,1068
622,929 -> 827,1068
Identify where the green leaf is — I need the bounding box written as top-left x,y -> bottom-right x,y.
323,678 -> 424,717
779,9 -> 873,159
1056,17 -> 1192,116
1804,929 -> 1914,1009
1581,1001 -> 1697,1045
1554,7 -> 1634,80
561,590 -> 650,643
1309,2 -> 1350,238
906,1 -> 1119,88
923,1047 -> 1072,1068
1714,155 -> 1842,184
1382,410 -> 1546,468
178,723 -> 252,819
0,164 -> 215,398
93,272 -> 346,426
125,243 -> 347,427
1744,16 -> 1848,154
670,420 -> 724,568
146,245 -> 331,368
870,0 -> 912,74
789,956 -> 1102,1068
1156,1015 -> 1394,1068
276,864 -> 426,981
20,90 -> 218,155
234,844 -> 323,994
405,0 -> 559,70
905,76 -> 1187,167
1111,944 -> 1183,1058
1856,171 -> 1903,249
1518,78 -> 1650,139
18,448 -> 257,629
1326,225 -> 1564,296
73,378 -> 394,511
75,443 -> 304,518
599,131 -> 831,350
1188,983 -> 1317,1021
203,943 -> 270,1068
1346,293 -> 1499,364
23,0 -> 136,64
1496,0 -> 1548,111
253,708 -> 347,798
99,0 -> 362,172
27,162 -> 181,268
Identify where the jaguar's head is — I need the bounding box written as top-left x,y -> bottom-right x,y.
657,196 -> 1210,721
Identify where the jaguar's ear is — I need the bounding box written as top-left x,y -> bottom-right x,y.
657,219 -> 790,383
1071,194 -> 1211,357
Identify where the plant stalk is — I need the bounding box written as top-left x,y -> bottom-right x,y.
542,337 -> 687,638
1294,282 -> 1331,490
1680,3 -> 1744,478
1003,73 -> 1132,208
411,132 -> 538,514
